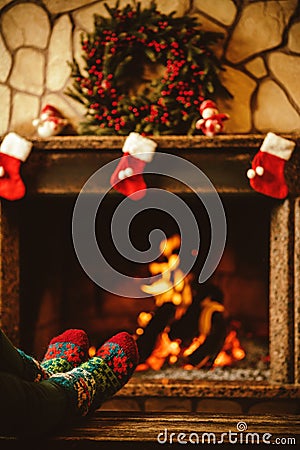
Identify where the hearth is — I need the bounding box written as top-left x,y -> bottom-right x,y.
0,135 -> 299,414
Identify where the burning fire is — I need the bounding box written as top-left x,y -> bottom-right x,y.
136,332 -> 181,371
135,234 -> 246,371
141,234 -> 193,313
213,330 -> 246,367
135,328 -> 246,371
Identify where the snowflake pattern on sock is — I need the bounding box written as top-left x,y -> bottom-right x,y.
96,341 -> 135,382
49,332 -> 138,417
15,329 -> 89,382
41,329 -> 89,376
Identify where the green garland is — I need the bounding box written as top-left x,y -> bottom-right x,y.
66,1 -> 230,136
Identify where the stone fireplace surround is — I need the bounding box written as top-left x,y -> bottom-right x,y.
0,133 -> 299,415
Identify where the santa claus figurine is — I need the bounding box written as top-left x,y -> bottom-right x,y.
196,99 -> 229,137
32,104 -> 68,137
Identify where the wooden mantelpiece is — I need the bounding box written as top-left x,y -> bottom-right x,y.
0,134 -> 300,392
18,134 -> 300,195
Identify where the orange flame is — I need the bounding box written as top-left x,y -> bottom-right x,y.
213,330 -> 246,367
136,332 -> 181,371
136,234 -> 246,371
136,329 -> 246,371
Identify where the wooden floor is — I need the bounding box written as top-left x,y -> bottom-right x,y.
1,412 -> 300,449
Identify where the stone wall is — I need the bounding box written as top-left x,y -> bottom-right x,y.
0,0 -> 299,137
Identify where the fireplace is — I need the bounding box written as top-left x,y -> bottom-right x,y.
19,196 -> 270,369
0,134 -> 299,414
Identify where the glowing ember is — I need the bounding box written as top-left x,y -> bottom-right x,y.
136,332 -> 181,371
137,330 -> 246,371
136,328 -> 246,371
88,346 -> 97,357
213,330 -> 246,367
183,336 -> 206,357
137,312 -> 153,328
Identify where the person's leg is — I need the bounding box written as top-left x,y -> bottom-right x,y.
0,371 -> 70,436
0,328 -> 89,382
0,329 -> 45,381
0,331 -> 138,437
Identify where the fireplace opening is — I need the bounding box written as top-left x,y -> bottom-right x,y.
19,193 -> 271,380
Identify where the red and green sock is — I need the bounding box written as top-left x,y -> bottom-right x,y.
0,329 -> 89,382
49,332 -> 139,416
40,329 -> 90,376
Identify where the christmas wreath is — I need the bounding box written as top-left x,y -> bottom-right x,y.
67,1 -> 230,136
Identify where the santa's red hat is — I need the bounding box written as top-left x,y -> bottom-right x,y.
200,99 -> 218,115
41,104 -> 63,118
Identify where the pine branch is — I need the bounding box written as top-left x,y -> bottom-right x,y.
66,0 -> 231,136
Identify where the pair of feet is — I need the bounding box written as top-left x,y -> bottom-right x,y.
14,329 -> 139,416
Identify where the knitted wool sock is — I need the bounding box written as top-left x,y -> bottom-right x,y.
49,332 -> 139,416
41,329 -> 89,376
16,329 -> 89,382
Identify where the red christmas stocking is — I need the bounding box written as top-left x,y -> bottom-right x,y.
247,132 -> 295,199
0,132 -> 32,201
110,132 -> 157,200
